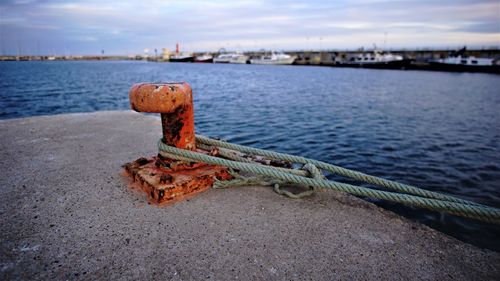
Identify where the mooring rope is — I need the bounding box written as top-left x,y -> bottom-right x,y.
158,136 -> 500,224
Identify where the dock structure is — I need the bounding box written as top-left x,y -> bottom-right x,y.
283,48 -> 500,66
2,48 -> 499,64
1,111 -> 499,280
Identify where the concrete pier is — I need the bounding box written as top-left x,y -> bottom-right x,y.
1,111 -> 499,280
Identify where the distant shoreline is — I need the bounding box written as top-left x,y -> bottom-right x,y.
2,49 -> 499,74
2,47 -> 499,62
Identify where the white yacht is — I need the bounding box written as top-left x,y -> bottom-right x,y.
339,47 -> 412,69
343,47 -> 409,64
428,47 -> 498,73
213,51 -> 249,64
431,47 -> 494,66
432,56 -> 494,66
250,51 -> 296,65
194,54 -> 213,63
347,52 -> 403,64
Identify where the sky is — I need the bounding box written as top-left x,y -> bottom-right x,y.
0,0 -> 499,56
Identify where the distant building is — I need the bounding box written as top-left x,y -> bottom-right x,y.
162,48 -> 170,61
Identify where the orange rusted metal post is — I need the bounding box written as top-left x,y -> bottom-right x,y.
124,82 -> 232,204
129,82 -> 196,150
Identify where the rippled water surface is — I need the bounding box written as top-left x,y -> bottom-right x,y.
1,61 -> 499,250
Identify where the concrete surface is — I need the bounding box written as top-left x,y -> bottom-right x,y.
1,111 -> 499,280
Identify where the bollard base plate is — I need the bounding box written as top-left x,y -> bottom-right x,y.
123,155 -> 233,204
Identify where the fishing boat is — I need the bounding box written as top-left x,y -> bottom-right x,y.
169,43 -> 194,62
250,51 -> 296,65
213,51 -> 248,64
194,54 -> 213,63
428,47 -> 499,73
339,47 -> 412,69
169,53 -> 194,62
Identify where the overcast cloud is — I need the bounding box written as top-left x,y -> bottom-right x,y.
0,0 -> 499,55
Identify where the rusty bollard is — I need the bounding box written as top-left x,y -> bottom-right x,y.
129,82 -> 196,150
123,82 -> 232,204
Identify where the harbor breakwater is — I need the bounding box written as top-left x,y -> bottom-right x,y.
2,48 -> 499,65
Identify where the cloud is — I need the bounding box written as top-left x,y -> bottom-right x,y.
456,22 -> 500,34
0,0 -> 498,55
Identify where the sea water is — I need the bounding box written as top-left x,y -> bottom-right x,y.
1,61 -> 499,250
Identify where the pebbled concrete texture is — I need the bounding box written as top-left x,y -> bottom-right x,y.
0,111 -> 499,280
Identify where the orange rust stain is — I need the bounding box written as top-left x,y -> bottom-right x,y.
123,156 -> 232,205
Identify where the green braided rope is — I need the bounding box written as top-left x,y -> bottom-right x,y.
213,169 -> 286,190
213,162 -> 323,199
196,135 -> 485,207
158,137 -> 500,224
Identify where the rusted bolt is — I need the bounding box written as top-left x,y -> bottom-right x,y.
159,174 -> 172,184
135,157 -> 150,166
129,82 -> 196,150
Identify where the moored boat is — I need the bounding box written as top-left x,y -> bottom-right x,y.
250,51 -> 296,65
428,47 -> 499,73
213,51 -> 248,64
194,54 -> 213,63
339,48 -> 412,69
169,43 -> 194,62
169,53 -> 194,62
